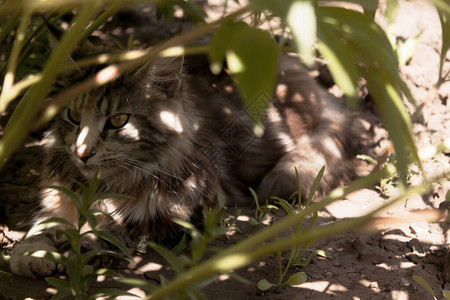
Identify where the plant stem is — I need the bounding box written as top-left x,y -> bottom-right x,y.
0,5 -> 251,170
34,8 -> 249,122
81,0 -> 130,41
0,8 -> 30,113
0,2 -> 102,170
146,166 -> 398,299
148,172 -> 443,299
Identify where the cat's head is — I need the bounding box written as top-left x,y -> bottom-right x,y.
48,56 -> 200,183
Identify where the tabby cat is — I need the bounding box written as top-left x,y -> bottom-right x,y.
9,43 -> 362,278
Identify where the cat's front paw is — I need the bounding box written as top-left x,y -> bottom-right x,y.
9,237 -> 58,278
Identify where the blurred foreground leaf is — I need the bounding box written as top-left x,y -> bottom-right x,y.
209,21 -> 278,135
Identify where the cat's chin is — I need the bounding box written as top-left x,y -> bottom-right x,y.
78,167 -> 98,180
85,167 -> 121,182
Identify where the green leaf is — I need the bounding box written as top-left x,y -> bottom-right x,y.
248,187 -> 259,204
321,0 -> 380,19
174,219 -> 202,241
83,168 -> 101,210
117,277 -> 157,293
295,253 -> 313,267
186,289 -> 208,300
226,271 -> 253,285
89,288 -> 139,300
413,275 -> 437,299
317,6 -> 419,182
248,217 -> 259,226
45,277 -> 70,289
174,0 -> 207,24
171,233 -> 190,255
203,206 -> 218,234
257,278 -> 275,291
384,0 -> 399,25
91,230 -> 132,260
365,73 -> 417,186
56,228 -> 80,252
66,254 -> 83,291
50,290 -> 73,300
356,154 -> 378,165
45,278 -> 72,300
94,268 -> 122,277
316,26 -> 359,108
284,271 -> 307,286
84,209 -> 99,229
209,22 -> 278,135
397,32 -> 421,66
306,166 -> 325,206
147,241 -> 187,275
295,167 -> 302,205
191,237 -> 207,263
24,250 -> 64,264
443,290 -> 450,300
82,264 -> 94,277
81,249 -> 129,267
317,5 -> 418,110
437,3 -> 450,83
286,0 -> 317,66
45,185 -> 82,212
273,198 -> 296,216
26,217 -> 76,238
311,249 -> 331,258
218,193 -> 227,210
156,2 -> 175,21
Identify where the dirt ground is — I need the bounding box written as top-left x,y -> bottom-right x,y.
0,1 -> 449,299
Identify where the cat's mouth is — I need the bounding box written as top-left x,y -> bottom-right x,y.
69,153 -> 101,179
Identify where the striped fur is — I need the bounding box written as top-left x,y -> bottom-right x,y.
10,52 -> 363,278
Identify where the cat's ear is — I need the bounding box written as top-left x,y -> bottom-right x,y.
133,55 -> 184,97
43,17 -> 101,64
43,18 -> 77,66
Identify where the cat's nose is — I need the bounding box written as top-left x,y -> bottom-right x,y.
76,150 -> 95,163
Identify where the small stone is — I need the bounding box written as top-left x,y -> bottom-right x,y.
401,278 -> 411,286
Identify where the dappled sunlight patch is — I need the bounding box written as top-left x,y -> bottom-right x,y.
120,288 -> 145,299
95,65 -> 119,85
329,187 -> 345,199
247,260 -> 267,273
292,280 -> 348,294
237,215 -> 250,222
327,189 -> 383,218
399,261 -> 416,269
76,126 -> 89,150
391,290 -> 409,300
359,279 -> 381,293
45,287 -> 57,295
159,110 -> 183,133
160,46 -> 184,58
375,262 -> 394,271
137,262 -> 163,273
218,274 -> 230,281
122,50 -> 146,61
120,122 -> 140,141
128,256 -> 142,268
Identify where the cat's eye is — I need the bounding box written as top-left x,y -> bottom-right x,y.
107,114 -> 129,129
67,109 -> 81,124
